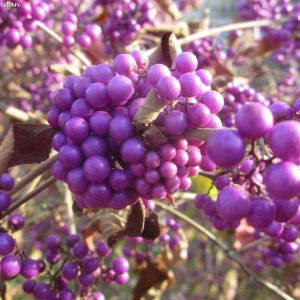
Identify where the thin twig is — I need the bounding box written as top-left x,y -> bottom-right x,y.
174,191 -> 197,200
198,169 -> 232,180
235,236 -> 270,253
35,21 -> 91,67
146,19 -> 278,56
64,185 -> 77,235
178,19 -> 276,46
0,102 -> 44,123
11,154 -> 57,196
1,176 -> 56,220
155,201 -> 295,300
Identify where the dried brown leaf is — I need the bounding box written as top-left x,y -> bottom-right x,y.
72,201 -> 84,217
155,0 -> 181,20
256,36 -> 283,56
161,32 -> 182,68
83,39 -> 106,65
212,75 -> 232,92
143,124 -> 168,146
133,90 -> 165,130
132,261 -> 173,300
181,128 -> 221,141
148,32 -> 182,67
214,56 -> 233,78
141,210 -> 160,240
123,200 -> 145,237
98,212 -> 126,247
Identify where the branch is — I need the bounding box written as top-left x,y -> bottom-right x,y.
1,176 -> 56,220
197,169 -> 232,180
174,191 -> 197,200
145,19 -> 278,56
35,21 -> 91,67
234,236 -> 270,253
64,185 -> 77,235
178,19 -> 276,46
0,102 -> 45,123
11,154 -> 57,196
155,201 -> 294,300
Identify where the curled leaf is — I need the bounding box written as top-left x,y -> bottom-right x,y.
83,211 -> 126,247
179,128 -> 221,141
132,261 -> 174,300
98,212 -> 126,247
148,32 -> 182,67
143,124 -> 168,147
255,36 -> 283,56
123,200 -> 146,237
155,0 -> 181,20
142,210 -> 160,240
133,90 -> 165,130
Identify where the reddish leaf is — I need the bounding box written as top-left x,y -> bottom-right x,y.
256,36 -> 283,56
166,194 -> 176,207
83,39 -> 105,65
215,60 -> 233,77
8,123 -> 57,167
95,10 -> 108,25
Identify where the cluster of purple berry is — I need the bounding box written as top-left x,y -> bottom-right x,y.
21,233 -> 129,299
0,214 -> 135,300
101,0 -> 157,47
184,37 -> 225,69
122,217 -> 184,262
236,0 -> 292,21
61,13 -> 102,49
236,0 -> 300,68
219,83 -> 271,128
48,50 -> 225,209
253,240 -> 299,269
194,97 -> 300,267
0,1 -> 50,49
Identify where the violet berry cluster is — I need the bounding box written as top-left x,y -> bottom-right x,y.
60,13 -> 102,49
48,50 -> 224,210
0,215 -> 132,300
236,0 -> 292,21
194,95 -> 300,267
0,1 -> 50,49
101,0 -> 157,47
21,233 -> 129,299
